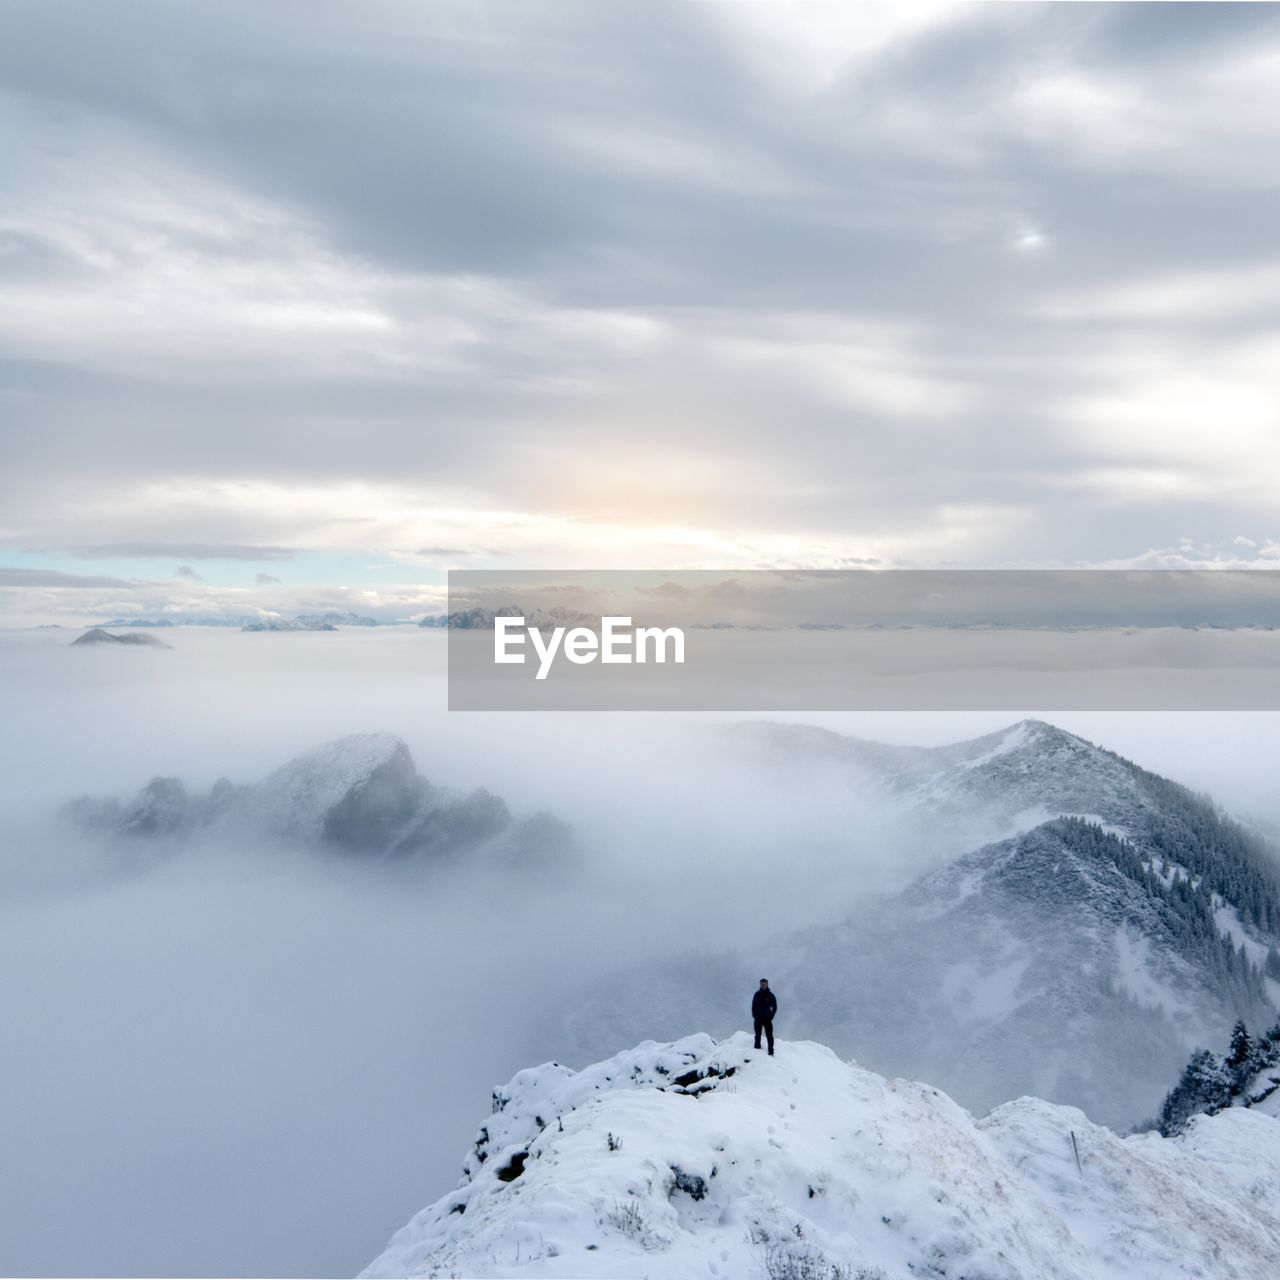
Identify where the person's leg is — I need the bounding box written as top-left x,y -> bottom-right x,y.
765,1020 -> 774,1055
753,1018 -> 763,1049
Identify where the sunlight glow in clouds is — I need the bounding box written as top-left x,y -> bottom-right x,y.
5,2 -> 1280,622
1013,227 -> 1048,255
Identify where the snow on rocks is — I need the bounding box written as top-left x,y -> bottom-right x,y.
244,732 -> 422,844
61,733 -> 572,867
363,1032 -> 1280,1279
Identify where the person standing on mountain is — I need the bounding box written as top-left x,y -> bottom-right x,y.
752,978 -> 777,1056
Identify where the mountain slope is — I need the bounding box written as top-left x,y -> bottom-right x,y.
564,721 -> 1280,1129
771,815 -> 1275,1128
363,1033 -> 1280,1280
739,719 -> 1280,918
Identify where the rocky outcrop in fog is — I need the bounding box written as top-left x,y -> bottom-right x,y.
71,627 -> 171,648
63,732 -> 572,869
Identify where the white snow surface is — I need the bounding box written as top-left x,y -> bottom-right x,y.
363,1033 -> 1280,1279
956,721 -> 1033,770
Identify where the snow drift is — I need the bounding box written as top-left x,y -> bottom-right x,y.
363,1033 -> 1280,1279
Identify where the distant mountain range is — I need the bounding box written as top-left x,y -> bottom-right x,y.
241,617 -> 337,631
100,612 -> 406,628
418,605 -> 597,629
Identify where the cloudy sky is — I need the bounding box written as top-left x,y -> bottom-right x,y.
4,1 -> 1280,624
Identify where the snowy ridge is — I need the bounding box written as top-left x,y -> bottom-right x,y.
737,719 -> 1161,844
955,721 -> 1033,770
363,1033 -> 1280,1280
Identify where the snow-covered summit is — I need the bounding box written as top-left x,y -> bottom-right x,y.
737,718 -> 1156,842
246,732 -> 419,843
363,1032 -> 1280,1280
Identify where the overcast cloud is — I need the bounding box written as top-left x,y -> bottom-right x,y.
4,2 -> 1280,623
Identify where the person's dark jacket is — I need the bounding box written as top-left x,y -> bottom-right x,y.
752,988 -> 777,1021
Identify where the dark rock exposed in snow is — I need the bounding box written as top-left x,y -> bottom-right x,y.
390,786 -> 510,857
119,777 -> 190,836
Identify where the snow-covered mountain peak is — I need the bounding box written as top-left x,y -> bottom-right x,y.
952,718 -> 1035,765
737,717 -> 1156,844
363,1032 -> 1280,1280
248,732 -> 417,842
960,717 -> 1088,761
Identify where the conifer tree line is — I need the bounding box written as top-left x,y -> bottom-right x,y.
1048,817 -> 1272,1020
1156,1019 -> 1280,1136
1040,755 -> 1280,1140
1103,749 -> 1280,934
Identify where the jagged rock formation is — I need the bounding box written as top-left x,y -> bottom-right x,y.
363,1033 -> 1280,1280
62,732 -> 572,868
